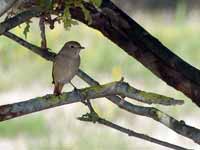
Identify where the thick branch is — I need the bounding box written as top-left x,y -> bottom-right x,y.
0,81 -> 200,145
68,0 -> 200,107
4,31 -> 200,144
0,81 -> 179,121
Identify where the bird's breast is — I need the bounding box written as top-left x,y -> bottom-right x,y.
53,55 -> 80,84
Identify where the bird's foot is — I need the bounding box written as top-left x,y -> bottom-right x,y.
54,92 -> 61,96
54,93 -> 64,99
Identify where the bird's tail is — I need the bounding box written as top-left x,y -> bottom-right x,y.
53,83 -> 64,95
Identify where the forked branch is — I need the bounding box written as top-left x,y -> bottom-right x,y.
0,81 -> 199,148
78,113 -> 190,150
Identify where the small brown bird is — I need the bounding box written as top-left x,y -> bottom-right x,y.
52,41 -> 84,95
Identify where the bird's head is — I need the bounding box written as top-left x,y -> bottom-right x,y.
59,41 -> 84,57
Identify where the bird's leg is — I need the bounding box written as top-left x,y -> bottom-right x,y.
53,83 -> 64,96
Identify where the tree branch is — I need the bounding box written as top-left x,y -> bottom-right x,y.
68,0 -> 200,107
39,16 -> 47,48
3,31 -> 183,106
0,1 -> 199,149
0,7 -> 42,35
78,114 -> 191,150
4,31 -> 55,61
1,1 -> 200,107
77,69 -> 200,145
79,101 -> 190,150
3,31 -> 200,144
0,0 -> 18,17
0,81 -> 199,145
0,81 -> 180,121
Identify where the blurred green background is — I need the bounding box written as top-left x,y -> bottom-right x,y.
0,0 -> 200,149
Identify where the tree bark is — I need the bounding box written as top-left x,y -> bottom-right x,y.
69,0 -> 200,107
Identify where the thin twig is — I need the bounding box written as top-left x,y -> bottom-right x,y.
79,99 -> 191,150
78,114 -> 192,150
39,16 -> 47,48
86,99 -> 95,113
4,31 -> 55,61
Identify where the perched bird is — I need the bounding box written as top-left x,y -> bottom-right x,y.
52,41 -> 84,95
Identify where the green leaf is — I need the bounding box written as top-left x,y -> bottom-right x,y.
90,0 -> 102,7
23,21 -> 31,39
74,0 -> 83,7
62,6 -> 71,30
80,4 -> 92,24
62,6 -> 78,30
37,0 -> 53,9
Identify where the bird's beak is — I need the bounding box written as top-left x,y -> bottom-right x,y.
79,46 -> 85,50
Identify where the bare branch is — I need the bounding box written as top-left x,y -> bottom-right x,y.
0,81 -> 199,145
39,16 -> 47,48
0,81 -> 180,121
78,114 -> 191,150
79,99 -> 190,150
4,31 -> 55,61
77,70 -> 200,145
3,31 -> 200,144
0,7 -> 42,35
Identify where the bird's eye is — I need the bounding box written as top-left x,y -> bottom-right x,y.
70,45 -> 74,48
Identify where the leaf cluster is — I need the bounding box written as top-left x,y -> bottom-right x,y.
62,0 -> 102,30
23,0 -> 102,37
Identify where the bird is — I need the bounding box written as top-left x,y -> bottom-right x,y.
52,41 -> 84,95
